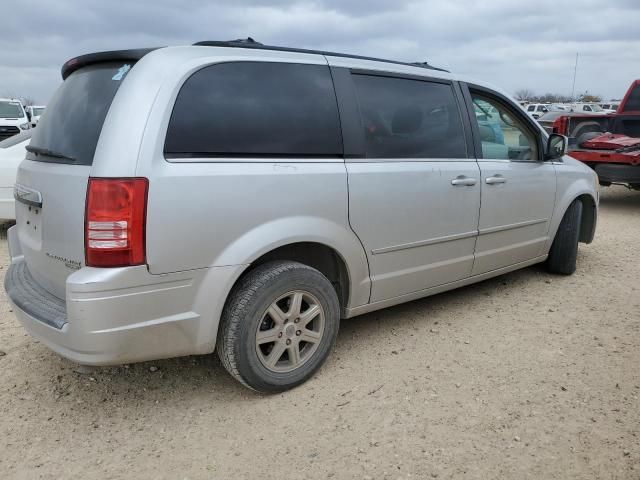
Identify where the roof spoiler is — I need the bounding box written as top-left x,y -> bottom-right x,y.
61,48 -> 159,80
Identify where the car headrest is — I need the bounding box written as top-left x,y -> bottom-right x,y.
478,124 -> 496,143
392,105 -> 422,134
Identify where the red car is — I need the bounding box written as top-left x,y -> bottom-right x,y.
551,80 -> 640,189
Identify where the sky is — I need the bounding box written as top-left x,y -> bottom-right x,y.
2,0 -> 639,104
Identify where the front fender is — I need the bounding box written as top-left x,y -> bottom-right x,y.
545,161 -> 598,251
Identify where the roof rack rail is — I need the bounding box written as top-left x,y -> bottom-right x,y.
193,38 -> 449,72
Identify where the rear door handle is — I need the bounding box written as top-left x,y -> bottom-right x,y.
485,175 -> 507,185
451,176 -> 477,186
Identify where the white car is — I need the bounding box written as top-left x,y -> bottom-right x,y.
0,98 -> 30,141
25,105 -> 46,127
569,103 -> 606,114
525,103 -> 549,119
548,103 -> 572,112
0,130 -> 31,221
599,102 -> 619,113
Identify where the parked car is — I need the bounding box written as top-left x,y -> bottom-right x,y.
552,80 -> 640,189
25,105 -> 46,127
0,98 -> 30,141
599,102 -> 619,113
5,40 -> 598,392
548,103 -> 572,112
0,130 -> 31,221
537,111 -> 585,134
568,103 -> 607,114
525,103 -> 549,119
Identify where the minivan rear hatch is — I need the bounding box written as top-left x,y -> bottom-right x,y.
15,56 -> 144,299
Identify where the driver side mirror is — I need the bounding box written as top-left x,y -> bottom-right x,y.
545,133 -> 568,161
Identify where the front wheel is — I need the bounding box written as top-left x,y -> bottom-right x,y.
217,261 -> 340,393
547,200 -> 583,275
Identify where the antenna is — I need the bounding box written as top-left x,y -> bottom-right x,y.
571,52 -> 579,101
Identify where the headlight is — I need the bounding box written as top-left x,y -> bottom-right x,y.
19,123 -> 30,130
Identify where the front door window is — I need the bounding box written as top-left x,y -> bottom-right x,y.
471,95 -> 538,161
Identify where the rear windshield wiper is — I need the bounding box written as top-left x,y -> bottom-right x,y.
26,145 -> 76,162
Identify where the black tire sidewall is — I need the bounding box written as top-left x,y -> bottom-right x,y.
548,200 -> 582,274
231,263 -> 340,392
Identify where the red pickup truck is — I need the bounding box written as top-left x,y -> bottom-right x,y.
550,80 -> 640,190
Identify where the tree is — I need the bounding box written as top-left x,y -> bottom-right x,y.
538,92 -> 573,103
0,93 -> 37,105
577,91 -> 602,103
515,88 -> 535,101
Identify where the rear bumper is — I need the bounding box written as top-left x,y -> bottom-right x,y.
5,226 -> 243,365
593,163 -> 640,185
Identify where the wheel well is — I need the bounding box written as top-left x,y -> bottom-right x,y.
577,194 -> 597,244
248,242 -> 350,310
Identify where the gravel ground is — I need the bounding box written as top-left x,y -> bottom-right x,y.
0,186 -> 638,480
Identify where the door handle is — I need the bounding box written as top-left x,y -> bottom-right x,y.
451,176 -> 477,186
485,175 -> 507,185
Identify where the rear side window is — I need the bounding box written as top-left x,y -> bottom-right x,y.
165,62 -> 342,157
27,62 -> 132,165
351,74 -> 467,159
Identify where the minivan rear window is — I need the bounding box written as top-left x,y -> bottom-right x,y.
26,62 -> 133,165
165,62 -> 343,158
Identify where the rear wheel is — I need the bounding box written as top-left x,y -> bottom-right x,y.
217,261 -> 340,392
547,199 -> 583,275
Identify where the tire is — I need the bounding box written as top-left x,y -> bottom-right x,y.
570,121 -> 602,140
576,130 -> 604,148
547,200 -> 583,275
217,260 -> 340,393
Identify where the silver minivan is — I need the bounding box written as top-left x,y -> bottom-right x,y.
5,40 -> 598,392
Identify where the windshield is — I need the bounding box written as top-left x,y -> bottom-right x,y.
27,62 -> 133,165
32,107 -> 45,116
0,101 -> 25,119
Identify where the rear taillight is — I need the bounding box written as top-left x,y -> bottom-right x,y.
85,178 -> 148,267
552,116 -> 568,135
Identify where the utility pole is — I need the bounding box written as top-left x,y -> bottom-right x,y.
571,52 -> 579,101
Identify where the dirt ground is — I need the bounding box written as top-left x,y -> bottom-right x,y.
0,186 -> 638,480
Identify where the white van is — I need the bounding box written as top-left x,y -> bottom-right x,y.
0,98 -> 30,141
524,103 -> 549,119
25,105 -> 46,127
569,103 -> 606,114
0,131 -> 31,221
4,41 -> 598,392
